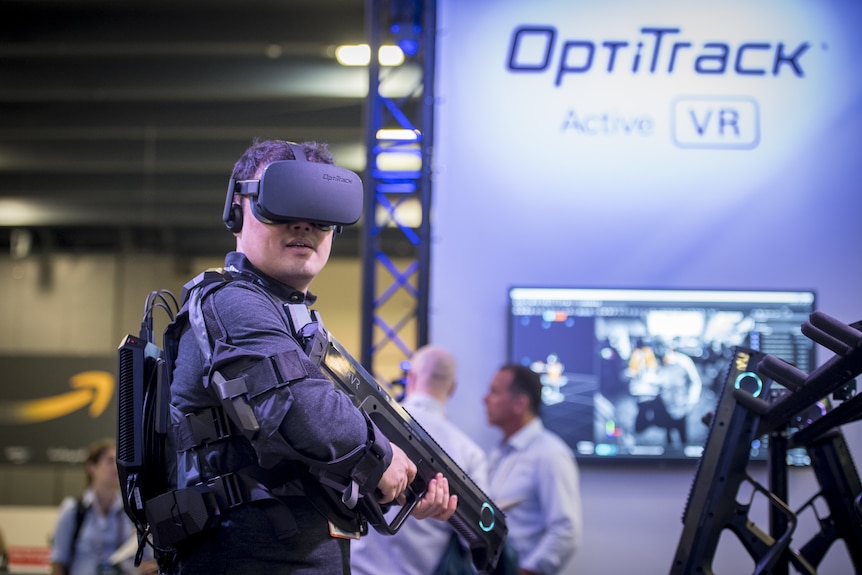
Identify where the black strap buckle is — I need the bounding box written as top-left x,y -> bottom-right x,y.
208,472 -> 244,509
183,406 -> 231,447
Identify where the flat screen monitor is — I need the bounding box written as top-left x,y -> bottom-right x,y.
507,287 -> 817,463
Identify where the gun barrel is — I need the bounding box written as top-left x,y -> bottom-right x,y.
319,336 -> 508,573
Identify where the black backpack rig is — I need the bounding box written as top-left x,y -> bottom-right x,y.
116,279 -> 224,574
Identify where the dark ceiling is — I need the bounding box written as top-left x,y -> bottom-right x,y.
0,0 -> 409,258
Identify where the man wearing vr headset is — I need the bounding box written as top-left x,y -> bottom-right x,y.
167,139 -> 456,574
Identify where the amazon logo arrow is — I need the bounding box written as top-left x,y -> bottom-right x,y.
0,371 -> 114,425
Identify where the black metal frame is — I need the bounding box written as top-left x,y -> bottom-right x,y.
670,312 -> 862,574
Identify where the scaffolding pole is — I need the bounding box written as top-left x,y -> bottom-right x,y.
361,0 -> 436,386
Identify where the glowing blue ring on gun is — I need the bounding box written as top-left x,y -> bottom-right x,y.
479,502 -> 496,532
734,371 -> 764,398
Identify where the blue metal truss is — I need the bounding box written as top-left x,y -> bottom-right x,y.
361,0 -> 435,384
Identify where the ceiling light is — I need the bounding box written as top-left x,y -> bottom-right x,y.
376,128 -> 420,141
375,147 -> 421,172
378,46 -> 405,66
335,44 -> 405,66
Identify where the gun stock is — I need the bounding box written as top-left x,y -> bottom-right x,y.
286,303 -> 508,573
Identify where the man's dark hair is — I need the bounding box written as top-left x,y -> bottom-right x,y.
231,138 -> 334,180
501,364 -> 542,416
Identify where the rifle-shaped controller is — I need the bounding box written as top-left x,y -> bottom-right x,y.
670,347 -> 805,575
285,303 -> 508,574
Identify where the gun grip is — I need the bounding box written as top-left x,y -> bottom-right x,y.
361,483 -> 423,535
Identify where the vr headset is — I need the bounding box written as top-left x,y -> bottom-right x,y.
223,144 -> 364,233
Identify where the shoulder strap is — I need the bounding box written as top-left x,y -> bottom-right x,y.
174,268 -> 235,373
187,270 -> 285,370
68,497 -> 89,565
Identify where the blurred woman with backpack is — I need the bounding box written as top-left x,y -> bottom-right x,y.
49,438 -> 156,575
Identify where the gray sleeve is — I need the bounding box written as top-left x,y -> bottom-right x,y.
205,284 -> 391,484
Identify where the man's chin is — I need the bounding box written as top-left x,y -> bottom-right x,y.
272,267 -> 314,290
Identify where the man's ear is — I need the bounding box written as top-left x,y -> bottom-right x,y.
511,392 -> 530,416
227,195 -> 252,235
404,370 -> 417,394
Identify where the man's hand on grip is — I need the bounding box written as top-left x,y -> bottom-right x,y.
376,443 -> 416,504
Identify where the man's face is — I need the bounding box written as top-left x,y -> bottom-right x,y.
235,195 -> 333,292
484,369 -> 517,428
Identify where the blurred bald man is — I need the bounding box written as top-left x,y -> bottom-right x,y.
351,345 -> 488,575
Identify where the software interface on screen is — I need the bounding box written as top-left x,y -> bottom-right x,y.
508,287 -> 816,462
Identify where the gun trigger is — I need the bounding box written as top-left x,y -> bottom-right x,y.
342,480 -> 359,509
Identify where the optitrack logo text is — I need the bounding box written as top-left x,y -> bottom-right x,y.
507,26 -> 811,86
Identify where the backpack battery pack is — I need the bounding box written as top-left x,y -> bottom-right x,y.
117,333 -> 167,527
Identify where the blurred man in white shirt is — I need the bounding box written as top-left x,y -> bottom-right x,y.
484,364 -> 582,575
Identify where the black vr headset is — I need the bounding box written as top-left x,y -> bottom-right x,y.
223,143 -> 364,234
